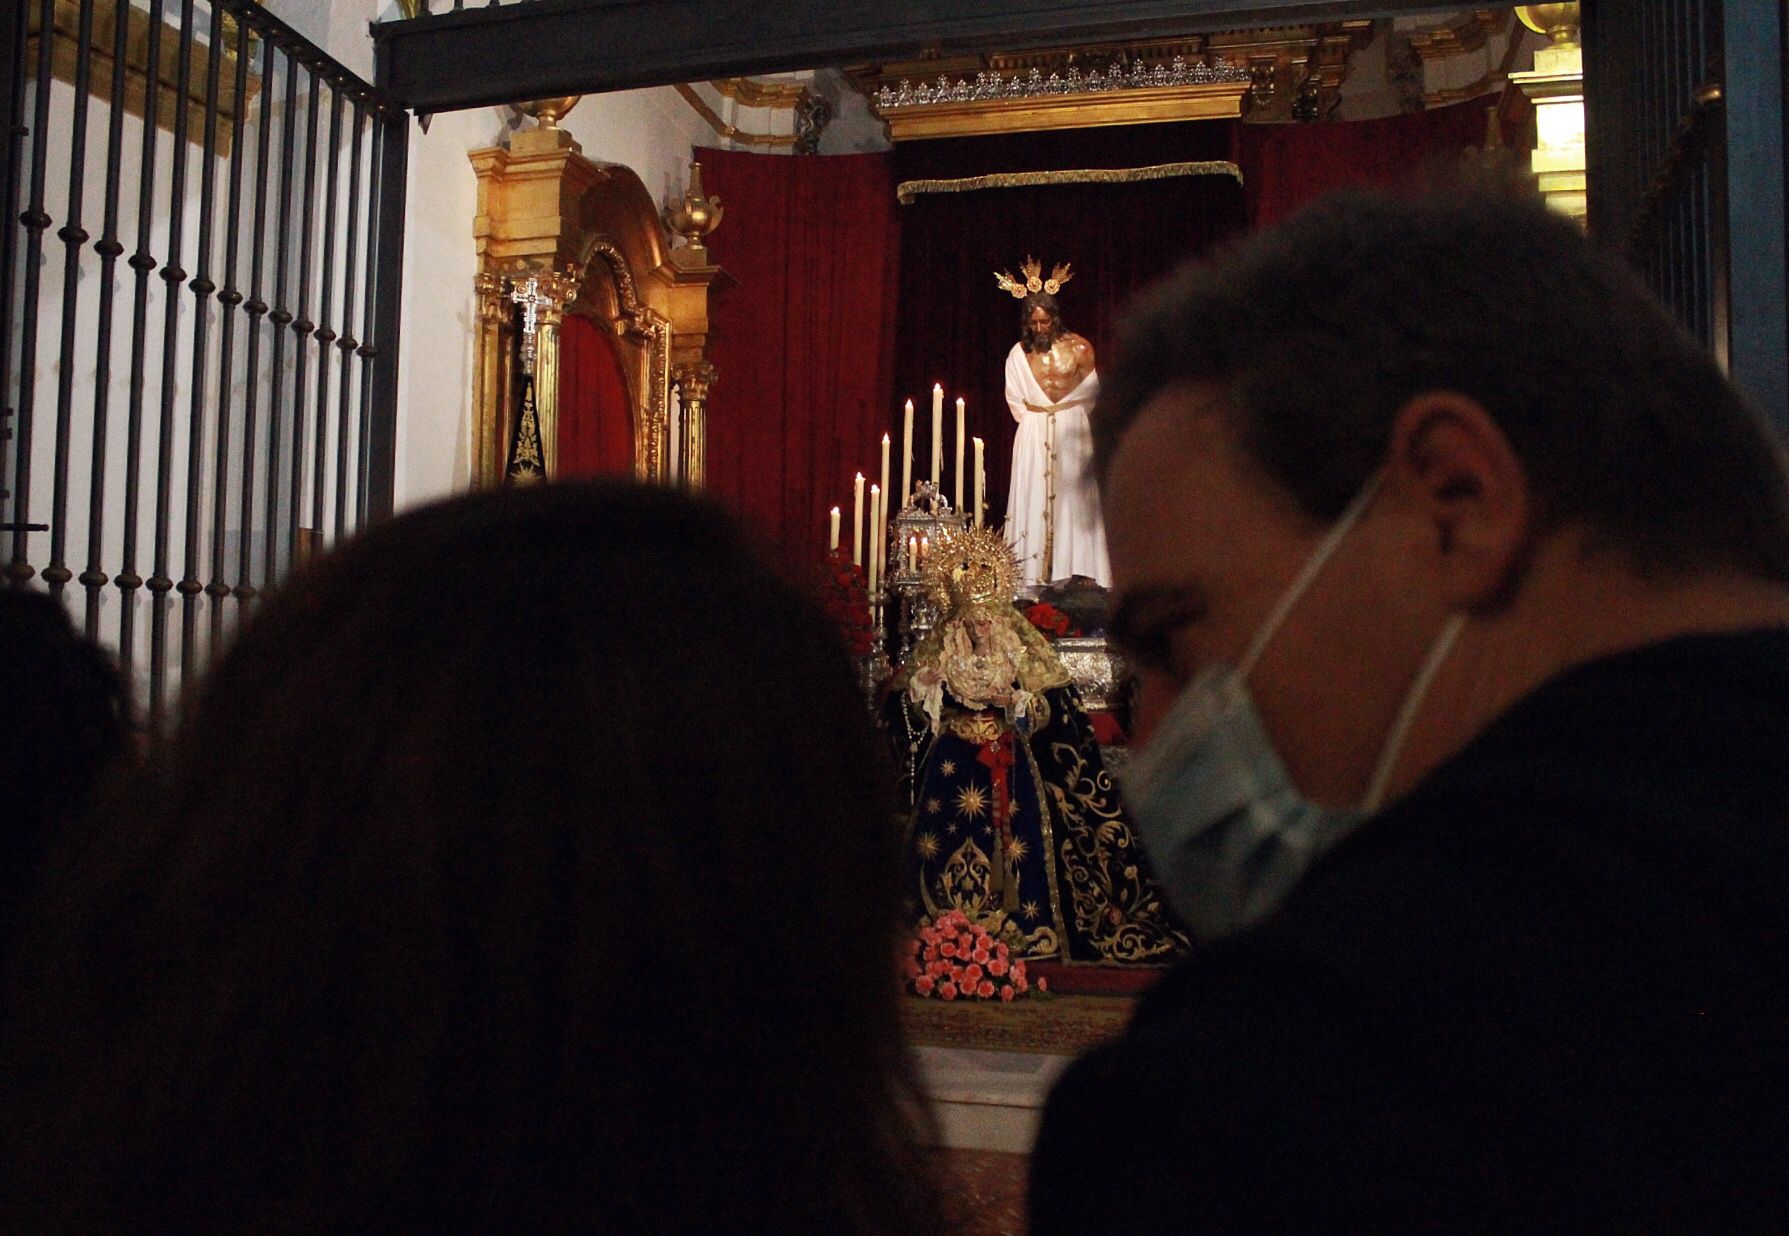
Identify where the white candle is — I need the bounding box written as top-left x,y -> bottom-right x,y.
931,384 -> 943,488
829,506 -> 840,551
955,397 -> 966,511
868,484 -> 882,594
880,434 -> 891,528
852,473 -> 864,568
901,400 -> 914,504
973,437 -> 985,528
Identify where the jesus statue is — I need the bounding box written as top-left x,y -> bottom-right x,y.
996,259 -> 1112,588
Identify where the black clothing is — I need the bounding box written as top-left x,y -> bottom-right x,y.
1029,631 -> 1789,1234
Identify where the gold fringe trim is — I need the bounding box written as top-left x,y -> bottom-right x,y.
896,160 -> 1243,206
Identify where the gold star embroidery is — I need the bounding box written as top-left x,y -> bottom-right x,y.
947,822 -> 959,834
1021,900 -> 1042,922
915,832 -> 941,861
1005,838 -> 1029,863
955,785 -> 989,821
940,759 -> 957,776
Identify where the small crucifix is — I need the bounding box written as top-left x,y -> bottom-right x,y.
510,275 -> 554,374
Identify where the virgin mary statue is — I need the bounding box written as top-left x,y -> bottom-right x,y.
996,258 -> 1111,588
886,527 -> 1187,966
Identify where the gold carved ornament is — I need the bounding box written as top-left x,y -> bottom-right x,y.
994,256 -> 1074,299
897,160 -> 1243,206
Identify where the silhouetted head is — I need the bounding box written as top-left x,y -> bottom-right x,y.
0,587 -> 131,912
7,482 -> 939,1235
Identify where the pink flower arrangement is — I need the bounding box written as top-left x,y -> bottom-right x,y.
908,909 -> 1033,1002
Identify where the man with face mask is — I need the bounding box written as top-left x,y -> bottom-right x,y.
1026,184 -> 1789,1233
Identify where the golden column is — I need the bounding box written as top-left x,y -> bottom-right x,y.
1512,4 -> 1586,225
665,163 -> 727,489
673,360 -> 718,487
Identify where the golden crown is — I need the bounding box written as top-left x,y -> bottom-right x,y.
923,525 -> 1019,613
994,256 -> 1074,300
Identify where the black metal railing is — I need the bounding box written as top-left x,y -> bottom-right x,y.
1,0 -> 409,726
1585,0 -> 1729,361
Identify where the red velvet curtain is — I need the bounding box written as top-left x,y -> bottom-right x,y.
1238,97 -> 1498,228
558,313 -> 635,479
702,149 -> 901,568
700,100 -> 1499,559
891,122 -> 1247,520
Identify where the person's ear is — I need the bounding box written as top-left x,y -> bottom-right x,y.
1385,391 -> 1530,609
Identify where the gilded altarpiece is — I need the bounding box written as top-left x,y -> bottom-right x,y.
468,127 -> 729,487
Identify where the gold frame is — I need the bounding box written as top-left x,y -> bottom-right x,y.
468,129 -> 730,487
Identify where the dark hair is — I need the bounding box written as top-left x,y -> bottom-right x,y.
1022,292 -> 1063,351
1093,183 -> 1789,583
5,483 -> 941,1235
0,588 -> 131,910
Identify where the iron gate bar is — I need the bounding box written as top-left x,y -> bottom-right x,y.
334,100 -> 364,542
147,0 -> 198,723
44,0 -> 97,599
286,70 -> 318,569
117,0 -> 168,672
363,111 -> 403,524
7,0 -> 58,584
209,11 -> 252,649
81,0 -> 133,635
0,0 -> 25,534
311,86 -> 342,545
238,20 -> 276,612
264,48 -> 298,594
179,0 -> 227,682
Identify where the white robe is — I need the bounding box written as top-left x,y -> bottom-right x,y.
1002,342 -> 1111,587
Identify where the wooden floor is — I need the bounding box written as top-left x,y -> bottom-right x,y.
903,992 -> 1134,1054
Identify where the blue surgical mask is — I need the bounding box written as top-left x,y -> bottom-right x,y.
1119,475 -> 1464,940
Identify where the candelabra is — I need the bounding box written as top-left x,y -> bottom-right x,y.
888,481 -> 966,663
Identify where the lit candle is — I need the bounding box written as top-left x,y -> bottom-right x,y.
908,535 -> 918,570
901,400 -> 914,503
880,434 -> 891,528
852,473 -> 864,568
955,397 -> 966,511
931,384 -> 943,488
868,484 -> 882,595
829,505 -> 840,552
919,533 -> 928,568
973,437 -> 985,528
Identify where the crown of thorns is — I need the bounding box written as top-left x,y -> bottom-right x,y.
994,256 -> 1074,299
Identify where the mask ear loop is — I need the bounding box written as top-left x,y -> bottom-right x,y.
1238,472 -> 1385,680
1362,612 -> 1466,815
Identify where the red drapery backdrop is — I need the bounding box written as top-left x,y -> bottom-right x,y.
891,121 -> 1247,521
557,313 -> 635,478
697,98 -> 1499,564
1238,96 -> 1498,228
702,149 -> 901,569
